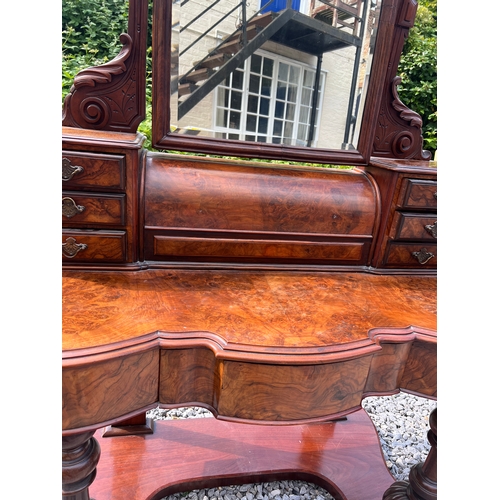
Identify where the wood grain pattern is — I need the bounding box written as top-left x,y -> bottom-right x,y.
63,269 -> 436,432
151,235 -> 367,263
216,357 -> 372,421
62,151 -> 126,191
144,156 -> 377,236
384,242 -> 437,267
62,129 -> 145,266
62,270 -> 436,350
62,230 -> 127,262
90,409 -> 395,500
62,192 -> 125,226
63,349 -> 159,430
398,179 -> 437,210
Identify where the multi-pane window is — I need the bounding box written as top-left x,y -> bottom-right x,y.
214,52 -> 324,146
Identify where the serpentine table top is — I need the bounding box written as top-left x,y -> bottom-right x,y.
63,269 -> 436,433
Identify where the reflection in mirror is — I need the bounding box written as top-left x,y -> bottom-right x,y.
169,0 -> 381,151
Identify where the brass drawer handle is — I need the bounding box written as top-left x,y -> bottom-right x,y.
62,237 -> 88,258
62,197 -> 86,218
424,221 -> 437,239
411,247 -> 435,265
62,158 -> 84,181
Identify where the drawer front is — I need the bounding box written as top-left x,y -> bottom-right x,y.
62,192 -> 126,226
399,179 -> 437,210
62,231 -> 127,262
393,212 -> 437,241
385,242 -> 437,268
146,233 -> 369,264
62,152 -> 126,191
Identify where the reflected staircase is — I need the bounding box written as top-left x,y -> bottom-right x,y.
174,0 -> 366,120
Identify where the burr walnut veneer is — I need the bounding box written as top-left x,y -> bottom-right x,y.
62,0 -> 436,498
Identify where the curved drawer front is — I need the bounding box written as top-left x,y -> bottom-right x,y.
144,155 -> 378,265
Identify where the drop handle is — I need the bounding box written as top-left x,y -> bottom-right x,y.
62,237 -> 88,258
62,197 -> 86,218
62,158 -> 84,181
424,221 -> 437,239
411,248 -> 435,265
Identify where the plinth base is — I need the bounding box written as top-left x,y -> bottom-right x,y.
90,408 -> 394,500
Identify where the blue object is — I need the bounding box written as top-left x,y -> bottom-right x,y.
260,0 -> 300,14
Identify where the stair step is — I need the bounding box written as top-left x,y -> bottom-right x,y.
245,11 -> 276,29
216,39 -> 242,55
178,82 -> 197,96
183,67 -> 213,83
196,52 -> 230,69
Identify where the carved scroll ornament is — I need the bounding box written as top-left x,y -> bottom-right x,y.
61,0 -> 148,133
373,76 -> 431,160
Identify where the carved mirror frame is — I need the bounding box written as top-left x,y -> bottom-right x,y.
62,0 -> 430,164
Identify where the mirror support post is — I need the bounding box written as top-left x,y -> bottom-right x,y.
307,53 -> 323,148
342,0 -> 371,150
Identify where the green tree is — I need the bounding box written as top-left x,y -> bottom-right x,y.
397,0 -> 437,155
62,0 -> 130,96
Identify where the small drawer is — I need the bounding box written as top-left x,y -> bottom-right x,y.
62,192 -> 126,227
62,151 -> 126,191
392,212 -> 437,241
145,231 -> 371,265
399,179 -> 437,210
62,230 -> 127,262
384,242 -> 437,268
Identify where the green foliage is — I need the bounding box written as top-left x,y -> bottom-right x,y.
62,0 -> 130,97
397,0 -> 437,155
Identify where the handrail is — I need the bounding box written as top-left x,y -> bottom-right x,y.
181,0 -> 224,33
180,2 -> 241,57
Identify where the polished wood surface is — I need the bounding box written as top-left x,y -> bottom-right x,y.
63,269 -> 436,433
63,270 -> 436,351
143,155 -> 378,265
90,409 -> 395,500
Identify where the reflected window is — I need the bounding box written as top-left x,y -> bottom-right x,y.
215,52 -> 324,146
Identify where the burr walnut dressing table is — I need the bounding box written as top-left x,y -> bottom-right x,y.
62,1 -> 437,499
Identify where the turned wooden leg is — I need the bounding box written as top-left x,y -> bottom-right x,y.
62,431 -> 101,500
383,408 -> 437,500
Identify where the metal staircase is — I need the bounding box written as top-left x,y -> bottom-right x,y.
174,0 -> 366,120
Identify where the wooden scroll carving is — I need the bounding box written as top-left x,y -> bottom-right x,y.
372,0 -> 432,161
62,0 -> 148,133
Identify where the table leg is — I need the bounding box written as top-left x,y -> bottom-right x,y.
62,431 -> 101,500
383,408 -> 437,499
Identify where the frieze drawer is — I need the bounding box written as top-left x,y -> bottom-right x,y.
391,212 -> 437,241
62,192 -> 126,227
62,230 -> 127,262
398,179 -> 437,210
62,151 -> 126,191
384,242 -> 437,268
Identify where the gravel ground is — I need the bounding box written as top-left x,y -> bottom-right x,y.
147,392 -> 437,500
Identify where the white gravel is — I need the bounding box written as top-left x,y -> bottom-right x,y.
148,392 -> 437,500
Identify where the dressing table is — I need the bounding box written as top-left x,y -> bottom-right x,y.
62,1 -> 437,499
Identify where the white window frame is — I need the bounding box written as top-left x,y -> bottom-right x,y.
212,49 -> 326,147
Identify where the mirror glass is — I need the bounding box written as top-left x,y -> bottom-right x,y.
168,0 -> 381,151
